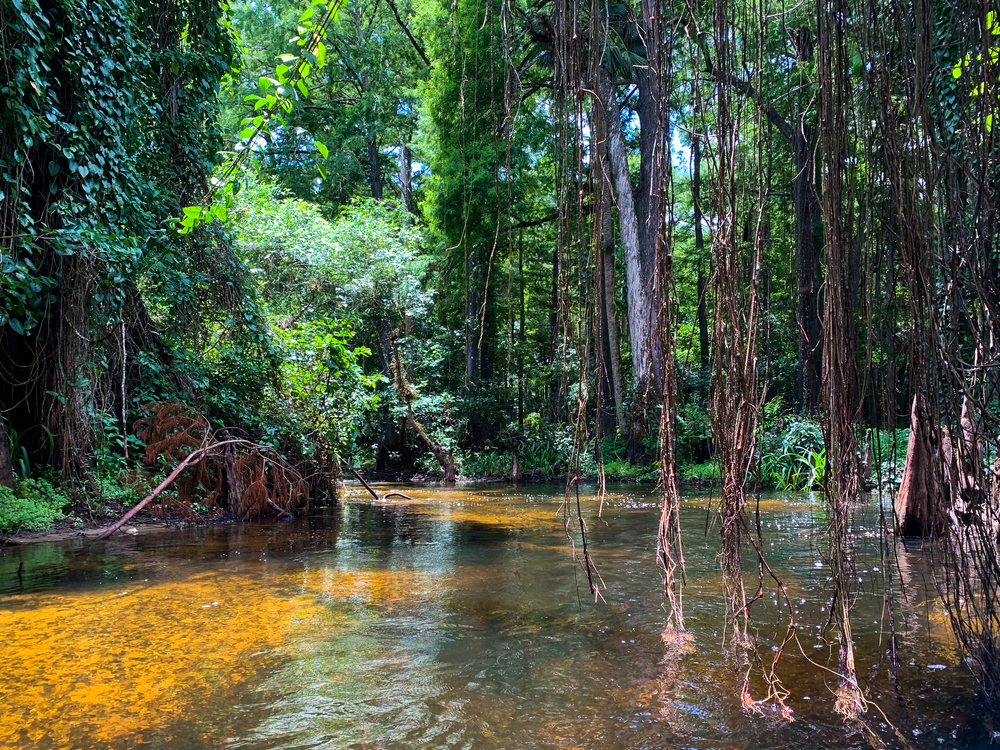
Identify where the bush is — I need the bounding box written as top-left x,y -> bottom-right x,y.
758,409 -> 825,490
682,460 -> 721,484
0,478 -> 71,534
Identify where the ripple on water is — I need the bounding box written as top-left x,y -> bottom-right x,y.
0,484 -> 987,749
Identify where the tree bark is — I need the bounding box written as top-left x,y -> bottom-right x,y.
634,69 -> 662,389
466,253 -> 480,382
548,244 -> 562,421
895,395 -> 948,537
793,123 -> 822,413
368,137 -> 383,200
598,68 -> 655,399
0,416 -> 13,488
592,107 -> 628,438
518,240 -> 526,433
693,137 -> 710,371
601,244 -> 627,437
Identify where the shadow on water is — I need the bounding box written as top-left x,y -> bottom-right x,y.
0,484 -> 993,749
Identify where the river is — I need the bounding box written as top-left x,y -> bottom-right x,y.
0,484 -> 988,749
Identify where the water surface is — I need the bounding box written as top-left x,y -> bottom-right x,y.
0,484 -> 986,749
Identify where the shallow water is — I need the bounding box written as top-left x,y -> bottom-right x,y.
0,484 -> 989,749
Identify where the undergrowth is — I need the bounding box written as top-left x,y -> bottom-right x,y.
0,477 -> 71,534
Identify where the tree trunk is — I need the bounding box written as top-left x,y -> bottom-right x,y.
518,239 -> 526,433
793,125 -> 822,413
592,119 -> 628,438
466,253 -> 480,382
480,286 -> 495,380
599,68 -> 654,400
693,137 -> 710,372
634,69 -> 663,390
793,28 -> 821,413
0,415 -> 12,488
895,395 -> 948,537
368,137 -> 383,200
548,244 -> 562,422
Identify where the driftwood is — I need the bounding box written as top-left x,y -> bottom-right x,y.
96,411 -> 309,540
388,338 -> 457,483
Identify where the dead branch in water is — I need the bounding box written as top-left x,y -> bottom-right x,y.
340,460 -> 414,502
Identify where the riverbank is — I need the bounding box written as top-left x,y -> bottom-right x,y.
1,471 -> 725,546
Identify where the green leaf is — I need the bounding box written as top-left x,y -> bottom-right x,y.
316,42 -> 327,68
8,318 -> 24,335
240,127 -> 256,139
953,65 -> 962,78
259,76 -> 273,90
297,80 -> 309,97
182,206 -> 203,218
316,141 -> 329,158
299,6 -> 314,21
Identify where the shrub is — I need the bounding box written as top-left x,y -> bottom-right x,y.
758,410 -> 825,490
0,478 -> 71,534
682,460 -> 721,484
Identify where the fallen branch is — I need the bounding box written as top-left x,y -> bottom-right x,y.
95,438 -> 244,540
340,460 -> 414,501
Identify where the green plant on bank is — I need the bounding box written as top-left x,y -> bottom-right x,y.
681,460 -> 721,484
4,421 -> 54,480
758,408 -> 825,491
0,477 -> 71,534
461,447 -> 510,478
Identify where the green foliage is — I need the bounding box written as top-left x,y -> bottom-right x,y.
272,322 -> 382,453
681,461 -> 721,484
0,477 -> 70,534
178,0 -> 344,234
604,459 -> 659,482
5,420 -> 54,480
758,403 -> 826,491
224,176 -> 434,459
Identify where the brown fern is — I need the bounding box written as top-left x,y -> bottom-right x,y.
112,402 -> 308,528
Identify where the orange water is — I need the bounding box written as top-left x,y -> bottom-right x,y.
0,485 -> 986,749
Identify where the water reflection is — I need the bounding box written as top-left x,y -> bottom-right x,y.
0,485 -> 988,748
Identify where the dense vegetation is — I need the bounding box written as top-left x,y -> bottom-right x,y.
2,0 -> 999,732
